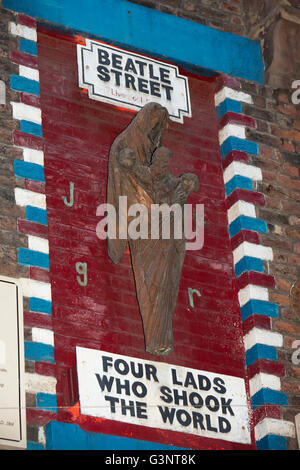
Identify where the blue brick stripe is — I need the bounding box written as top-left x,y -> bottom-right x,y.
216,98 -> 242,119
14,160 -> 45,182
18,247 -> 49,269
256,435 -> 287,451
26,206 -> 48,225
234,256 -> 264,277
25,341 -> 55,363
221,136 -> 259,159
229,215 -> 267,238
45,421 -> 188,451
215,85 -> 288,447
10,74 -> 40,95
245,344 -> 277,366
20,38 -> 38,55
225,175 -> 253,196
2,0 -> 264,84
241,299 -> 279,322
27,441 -> 45,450
37,393 -> 57,413
29,297 -> 52,315
20,120 -> 43,137
251,388 -> 288,409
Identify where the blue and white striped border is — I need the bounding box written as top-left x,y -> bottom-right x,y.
215,80 -> 295,449
9,16 -> 58,448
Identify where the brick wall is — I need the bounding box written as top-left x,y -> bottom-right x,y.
1,0 -> 300,450
0,8 -> 28,282
128,0 -> 300,450
128,0 -> 245,35
241,81 -> 300,450
35,24 -> 253,450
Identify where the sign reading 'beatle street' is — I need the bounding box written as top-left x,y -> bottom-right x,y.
76,347 -> 251,444
77,40 -> 192,123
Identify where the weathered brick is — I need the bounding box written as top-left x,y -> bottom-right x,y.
286,227 -> 300,241
0,258 -> 28,278
276,278 -> 292,292
24,327 -> 32,342
26,393 -> 36,409
280,139 -> 295,153
222,2 -> 241,14
246,129 -> 280,148
276,103 -> 298,118
270,262 -> 298,278
282,200 -> 300,216
284,163 -> 299,177
0,215 -> 17,231
288,254 -> 300,267
273,319 -> 300,335
289,216 -> 300,227
270,292 -> 290,307
290,367 -> 300,380
280,307 -> 300,323
260,234 -> 292,251
271,125 -> 300,142
264,195 -> 282,210
278,174 -> 300,191
261,169 -> 278,183
25,361 -> 35,374
272,252 -> 288,264
281,381 -> 300,394
259,143 -> 274,160
243,104 -> 275,122
258,208 -> 289,226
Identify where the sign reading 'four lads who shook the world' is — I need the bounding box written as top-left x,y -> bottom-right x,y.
76,347 -> 251,444
77,40 -> 191,123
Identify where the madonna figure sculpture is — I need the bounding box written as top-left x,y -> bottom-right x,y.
107,102 -> 199,356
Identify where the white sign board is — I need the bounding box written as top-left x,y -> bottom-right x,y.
77,40 -> 191,123
76,347 -> 251,445
0,277 -> 26,449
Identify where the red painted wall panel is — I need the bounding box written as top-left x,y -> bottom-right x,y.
37,26 -> 254,449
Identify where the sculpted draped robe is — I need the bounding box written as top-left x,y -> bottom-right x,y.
107,102 -> 186,356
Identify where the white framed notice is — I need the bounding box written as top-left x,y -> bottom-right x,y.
77,347 -> 251,445
0,276 -> 26,449
77,40 -> 192,123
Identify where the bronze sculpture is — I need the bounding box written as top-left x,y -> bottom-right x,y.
107,102 -> 199,356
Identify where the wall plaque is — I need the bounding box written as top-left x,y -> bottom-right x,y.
0,277 -> 26,449
77,40 -> 192,123
76,347 -> 251,444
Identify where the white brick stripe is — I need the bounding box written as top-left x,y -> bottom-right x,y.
19,278 -> 51,301
218,123 -> 246,145
215,84 -> 296,447
227,200 -> 256,225
238,284 -> 269,307
233,241 -> 273,265
243,327 -> 283,352
15,188 -> 46,209
255,418 -> 295,441
11,101 -> 41,124
25,373 -> 57,395
223,161 -> 262,183
38,427 -> 46,446
10,17 -> 56,427
28,235 -> 49,254
32,327 -> 54,346
23,148 -> 44,166
214,86 -> 253,107
9,22 -> 37,41
19,65 -> 39,82
249,372 -> 281,397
